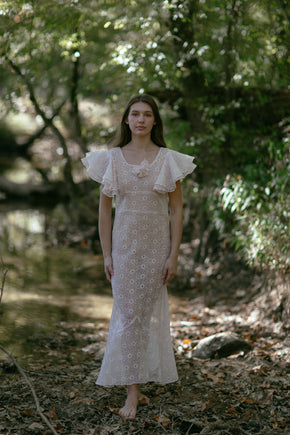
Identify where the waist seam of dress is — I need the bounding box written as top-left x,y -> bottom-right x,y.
116,210 -> 168,216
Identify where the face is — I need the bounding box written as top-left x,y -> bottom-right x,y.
126,102 -> 156,137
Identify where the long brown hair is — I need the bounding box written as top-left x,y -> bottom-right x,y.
112,94 -> 167,148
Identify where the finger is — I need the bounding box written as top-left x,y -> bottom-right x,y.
105,266 -> 113,282
164,275 -> 170,284
162,267 -> 168,283
105,271 -> 111,282
164,272 -> 175,284
162,261 -> 170,277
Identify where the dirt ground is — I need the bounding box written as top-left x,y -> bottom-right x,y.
0,246 -> 289,435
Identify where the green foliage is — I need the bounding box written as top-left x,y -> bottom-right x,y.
208,123 -> 289,271
0,0 -> 288,115
0,0 -> 289,273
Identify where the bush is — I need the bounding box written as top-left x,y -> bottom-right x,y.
207,121 -> 289,272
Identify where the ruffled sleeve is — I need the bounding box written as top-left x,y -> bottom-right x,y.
81,149 -> 117,197
154,149 -> 196,194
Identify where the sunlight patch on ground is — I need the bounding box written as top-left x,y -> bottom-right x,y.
2,287 -> 113,320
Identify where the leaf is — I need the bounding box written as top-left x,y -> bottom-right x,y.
156,414 -> 171,427
201,400 -> 209,412
238,397 -> 254,404
21,409 -> 33,416
227,407 -> 239,414
109,407 -> 119,415
183,339 -> 192,345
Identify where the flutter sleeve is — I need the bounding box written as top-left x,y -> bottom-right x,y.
81,150 -> 117,197
153,149 -> 196,194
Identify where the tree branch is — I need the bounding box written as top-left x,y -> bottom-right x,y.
70,55 -> 86,153
20,99 -> 67,152
0,345 -> 59,435
5,56 -> 75,191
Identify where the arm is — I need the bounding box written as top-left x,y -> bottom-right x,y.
99,190 -> 113,282
162,181 -> 183,285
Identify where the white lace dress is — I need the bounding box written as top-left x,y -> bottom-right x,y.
81,147 -> 196,386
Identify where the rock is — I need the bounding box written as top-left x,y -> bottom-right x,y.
193,332 -> 252,359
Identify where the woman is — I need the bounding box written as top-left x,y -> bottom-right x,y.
82,94 -> 196,420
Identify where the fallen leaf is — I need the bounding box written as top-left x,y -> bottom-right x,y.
154,414 -> 171,427
109,407 -> 119,415
183,338 -> 192,345
21,409 -> 33,416
227,407 -> 239,414
201,400 -> 209,412
238,397 -> 254,404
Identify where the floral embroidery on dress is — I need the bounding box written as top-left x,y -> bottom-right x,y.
81,147 -> 196,386
131,159 -> 151,178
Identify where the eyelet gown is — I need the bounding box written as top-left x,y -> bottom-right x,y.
81,147 -> 196,386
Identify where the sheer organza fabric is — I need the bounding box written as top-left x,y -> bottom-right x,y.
82,147 -> 196,386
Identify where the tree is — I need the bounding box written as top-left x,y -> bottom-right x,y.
0,0 -> 289,271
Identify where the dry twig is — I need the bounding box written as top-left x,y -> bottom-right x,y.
0,262 -> 59,435
0,258 -> 8,304
0,345 -> 59,435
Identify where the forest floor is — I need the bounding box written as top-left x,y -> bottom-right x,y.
0,245 -> 289,435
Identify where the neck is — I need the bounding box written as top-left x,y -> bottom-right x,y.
128,136 -> 155,150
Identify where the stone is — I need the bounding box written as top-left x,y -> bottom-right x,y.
193,332 -> 252,359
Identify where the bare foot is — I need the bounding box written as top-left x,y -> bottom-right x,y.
119,385 -> 150,420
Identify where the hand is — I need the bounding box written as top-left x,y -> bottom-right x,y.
104,256 -> 114,282
162,255 -> 178,285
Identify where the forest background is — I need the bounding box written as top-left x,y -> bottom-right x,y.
0,1 -> 289,434
0,0 -> 289,274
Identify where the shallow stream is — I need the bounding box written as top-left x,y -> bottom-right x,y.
0,207 -> 113,357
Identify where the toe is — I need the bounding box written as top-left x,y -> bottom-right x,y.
119,406 -> 136,420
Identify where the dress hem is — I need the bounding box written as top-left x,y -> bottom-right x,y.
96,376 -> 179,388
